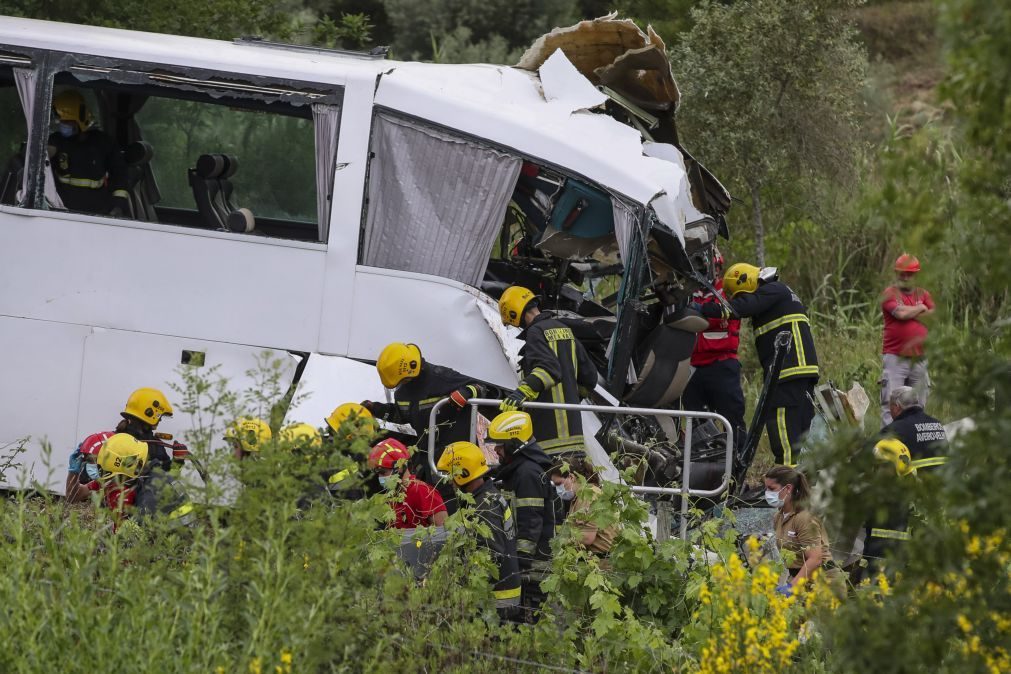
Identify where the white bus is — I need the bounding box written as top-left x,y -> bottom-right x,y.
0,16 -> 730,492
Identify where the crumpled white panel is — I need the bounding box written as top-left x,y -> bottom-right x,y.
538,48 -> 608,112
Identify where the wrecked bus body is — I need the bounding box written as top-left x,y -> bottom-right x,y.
0,15 -> 731,498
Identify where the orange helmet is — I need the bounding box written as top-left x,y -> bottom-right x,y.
894,254 -> 920,273
368,438 -> 410,471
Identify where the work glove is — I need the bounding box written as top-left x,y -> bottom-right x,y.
68,448 -> 84,474
687,302 -> 703,313
170,441 -> 191,461
360,400 -> 379,413
450,384 -> 483,409
775,583 -> 793,597
500,384 -> 537,411
578,384 -> 594,399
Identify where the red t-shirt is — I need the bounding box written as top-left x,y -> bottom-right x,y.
882,286 -> 933,356
392,477 -> 447,529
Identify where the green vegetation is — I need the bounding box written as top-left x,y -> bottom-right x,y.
1,0 -> 1008,671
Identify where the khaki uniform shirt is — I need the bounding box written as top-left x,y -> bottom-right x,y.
568,484 -> 618,556
774,508 -> 833,572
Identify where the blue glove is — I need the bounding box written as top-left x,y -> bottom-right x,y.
775,583 -> 793,597
68,448 -> 83,474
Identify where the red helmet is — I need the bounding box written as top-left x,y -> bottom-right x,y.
368,438 -> 410,471
894,253 -> 920,273
80,431 -> 116,457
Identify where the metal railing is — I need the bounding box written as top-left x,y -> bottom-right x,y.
427,397 -> 733,539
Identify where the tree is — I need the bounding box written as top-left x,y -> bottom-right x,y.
381,0 -> 577,61
671,0 -> 867,265
1,0 -> 290,40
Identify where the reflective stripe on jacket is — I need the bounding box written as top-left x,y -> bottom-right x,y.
519,313 -> 598,456
471,481 -> 521,608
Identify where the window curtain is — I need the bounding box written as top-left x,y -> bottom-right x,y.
13,68 -> 64,210
362,113 -> 522,287
611,198 -> 640,267
312,103 -> 340,243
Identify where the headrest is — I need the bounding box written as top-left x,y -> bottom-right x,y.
226,208 -> 255,234
124,141 -> 154,166
195,154 -> 239,179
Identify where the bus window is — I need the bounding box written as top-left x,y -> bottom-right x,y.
47,65 -> 339,243
361,112 -> 523,286
135,98 -> 317,227
0,63 -> 29,205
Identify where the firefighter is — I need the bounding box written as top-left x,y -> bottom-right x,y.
437,441 -> 521,619
497,286 -> 598,458
863,438 -> 917,576
279,422 -> 323,454
882,386 -> 949,473
368,438 -> 447,528
324,403 -> 378,442
96,433 -> 193,530
487,411 -> 557,615
681,250 -> 746,448
363,342 -> 495,511
224,417 -> 272,459
49,89 -> 130,216
697,265 -> 819,465
115,387 -> 183,473
66,430 -> 115,503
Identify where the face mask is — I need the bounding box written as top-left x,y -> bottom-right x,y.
85,462 -> 101,481
378,475 -> 394,489
57,121 -> 78,138
765,488 -> 785,508
555,483 -> 575,502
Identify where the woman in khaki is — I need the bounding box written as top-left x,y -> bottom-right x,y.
549,458 -> 619,556
764,465 -> 842,596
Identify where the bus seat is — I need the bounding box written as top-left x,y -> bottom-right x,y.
123,141 -> 157,221
188,153 -> 254,232
189,153 -> 228,229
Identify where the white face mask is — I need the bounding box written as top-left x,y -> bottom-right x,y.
378,474 -> 394,489
85,462 -> 101,481
765,488 -> 785,508
555,483 -> 575,502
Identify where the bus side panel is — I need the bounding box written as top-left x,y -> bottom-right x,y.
0,317 -> 91,491
282,354 -> 388,428
346,268 -> 517,389
0,209 -> 326,352
74,327 -> 298,492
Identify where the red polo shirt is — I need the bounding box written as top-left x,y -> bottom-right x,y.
882,285 -> 933,357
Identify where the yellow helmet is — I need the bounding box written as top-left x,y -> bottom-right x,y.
52,89 -> 89,126
723,263 -> 761,297
376,342 -> 422,388
488,411 -> 533,443
97,433 -> 149,480
325,403 -> 374,434
225,417 -> 272,453
437,441 -> 489,486
499,286 -> 537,327
279,423 -> 322,451
122,388 -> 174,426
873,438 -> 916,477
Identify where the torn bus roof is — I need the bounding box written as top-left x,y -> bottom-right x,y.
374,57 -> 703,249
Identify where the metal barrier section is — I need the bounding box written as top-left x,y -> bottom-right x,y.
427,398 -> 733,539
